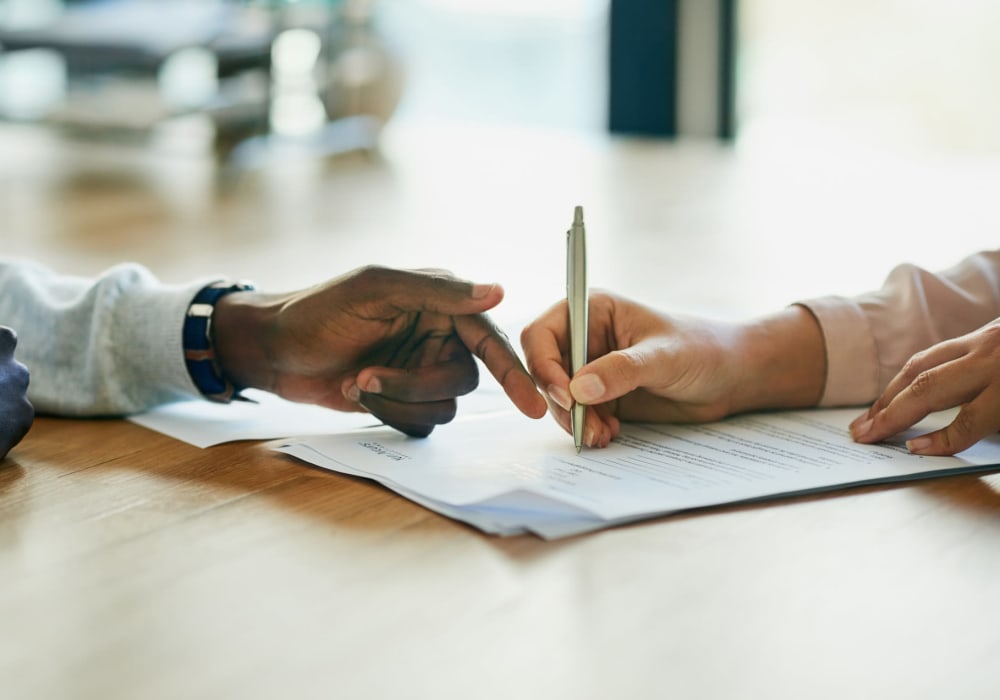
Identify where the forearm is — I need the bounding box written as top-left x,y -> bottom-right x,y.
729,305 -> 827,414
0,259 -> 211,415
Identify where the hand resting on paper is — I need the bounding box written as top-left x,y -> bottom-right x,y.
850,317 -> 1000,456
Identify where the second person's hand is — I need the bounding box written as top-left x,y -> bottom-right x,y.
520,291 -> 827,447
850,317 -> 1000,456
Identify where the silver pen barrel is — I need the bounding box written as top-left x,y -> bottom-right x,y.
567,205 -> 588,451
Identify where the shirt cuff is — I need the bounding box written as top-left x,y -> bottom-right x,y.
794,296 -> 880,407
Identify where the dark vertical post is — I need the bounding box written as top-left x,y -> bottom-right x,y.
608,0 -> 680,137
717,0 -> 738,140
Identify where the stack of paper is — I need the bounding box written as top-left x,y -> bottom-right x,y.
274,408 -> 1000,539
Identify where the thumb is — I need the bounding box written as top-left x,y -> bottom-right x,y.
569,347 -> 649,405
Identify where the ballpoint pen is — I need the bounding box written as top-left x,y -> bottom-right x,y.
567,205 -> 588,453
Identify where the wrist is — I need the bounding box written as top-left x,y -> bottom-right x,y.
211,289 -> 282,394
182,281 -> 257,402
731,305 -> 827,413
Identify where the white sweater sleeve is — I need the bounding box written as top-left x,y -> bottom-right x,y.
0,258 -> 220,415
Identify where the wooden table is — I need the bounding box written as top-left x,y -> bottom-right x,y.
2,121 -> 1000,699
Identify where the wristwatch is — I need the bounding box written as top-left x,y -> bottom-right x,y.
183,280 -> 255,402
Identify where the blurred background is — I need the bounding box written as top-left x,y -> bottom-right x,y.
378,0 -> 1000,153
6,0 -> 995,150
0,0 -> 999,319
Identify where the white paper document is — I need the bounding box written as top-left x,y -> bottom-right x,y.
128,383 -> 515,448
128,389 -> 379,448
274,408 -> 1000,539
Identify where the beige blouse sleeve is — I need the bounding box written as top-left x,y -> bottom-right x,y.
797,249 -> 1000,407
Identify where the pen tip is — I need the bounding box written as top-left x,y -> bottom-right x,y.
574,205 -> 583,225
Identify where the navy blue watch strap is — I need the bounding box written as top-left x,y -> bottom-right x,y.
183,280 -> 255,403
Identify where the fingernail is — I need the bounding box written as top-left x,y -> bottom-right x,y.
851,417 -> 873,439
471,283 -> 497,299
584,427 -> 595,448
345,383 -> 361,402
361,376 -> 382,394
547,384 -> 573,411
571,374 -> 605,404
907,436 -> 933,454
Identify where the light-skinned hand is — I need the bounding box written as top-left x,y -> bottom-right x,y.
850,318 -> 1000,456
520,291 -> 826,448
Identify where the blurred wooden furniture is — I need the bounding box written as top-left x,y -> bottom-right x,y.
2,120 -> 1000,699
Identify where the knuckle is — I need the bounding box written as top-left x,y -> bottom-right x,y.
407,268 -> 456,288
935,431 -> 958,455
900,353 -> 926,381
977,324 -> 1000,358
418,267 -> 454,280
937,409 -> 980,454
519,324 -> 534,348
609,349 -> 641,389
908,369 -> 935,400
473,334 -> 492,361
491,323 -> 510,343
950,406 -> 978,439
352,264 -> 389,285
356,264 -> 382,277
978,323 -> 1000,343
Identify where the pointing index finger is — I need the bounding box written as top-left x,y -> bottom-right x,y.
454,313 -> 547,419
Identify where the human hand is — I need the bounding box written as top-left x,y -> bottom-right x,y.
214,266 -> 547,437
850,318 -> 1000,456
520,292 -> 826,447
0,326 -> 34,459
